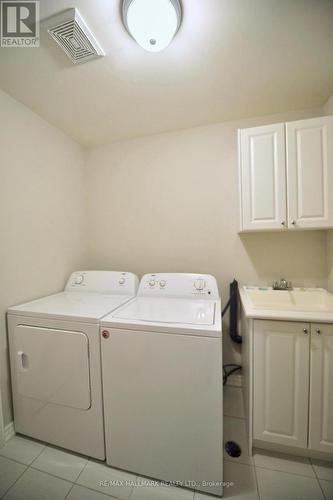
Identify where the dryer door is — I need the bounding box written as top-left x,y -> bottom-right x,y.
14,325 -> 91,410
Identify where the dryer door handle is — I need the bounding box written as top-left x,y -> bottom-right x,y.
17,351 -> 28,372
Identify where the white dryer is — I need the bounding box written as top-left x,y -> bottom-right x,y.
100,273 -> 223,496
8,271 -> 138,460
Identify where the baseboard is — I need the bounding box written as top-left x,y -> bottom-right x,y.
226,373 -> 242,387
253,440 -> 333,462
4,422 -> 15,442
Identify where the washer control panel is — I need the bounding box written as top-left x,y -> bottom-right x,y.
139,273 -> 219,299
65,271 -> 139,295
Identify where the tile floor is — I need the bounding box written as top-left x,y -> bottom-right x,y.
0,386 -> 332,499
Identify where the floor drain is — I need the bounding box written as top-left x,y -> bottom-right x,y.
225,441 -> 242,458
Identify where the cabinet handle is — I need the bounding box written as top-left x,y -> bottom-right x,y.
303,328 -> 308,334
291,220 -> 296,226
316,329 -> 321,335
281,221 -> 285,226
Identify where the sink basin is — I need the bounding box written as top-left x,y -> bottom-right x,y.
242,286 -> 333,312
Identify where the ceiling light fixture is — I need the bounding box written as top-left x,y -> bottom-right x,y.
122,0 -> 182,52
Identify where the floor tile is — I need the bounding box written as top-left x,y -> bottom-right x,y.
223,461 -> 258,499
195,461 -> 258,499
253,449 -> 315,477
224,416 -> 253,466
76,460 -> 136,499
31,445 -> 88,482
66,485 -> 112,500
195,493 -> 220,499
223,386 -> 245,419
256,467 -> 324,500
3,467 -> 72,500
0,456 -> 27,498
0,435 -> 45,465
312,459 -> 333,481
319,479 -> 333,500
131,477 -> 194,500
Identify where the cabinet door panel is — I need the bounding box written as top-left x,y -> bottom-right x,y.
253,320 -> 310,448
286,116 -> 333,228
239,124 -> 287,231
309,323 -> 333,453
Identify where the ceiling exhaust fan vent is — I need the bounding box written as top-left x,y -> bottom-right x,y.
46,8 -> 104,64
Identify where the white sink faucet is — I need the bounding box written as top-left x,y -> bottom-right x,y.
273,278 -> 293,290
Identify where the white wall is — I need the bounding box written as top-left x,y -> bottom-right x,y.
86,108 -> 327,365
323,93 -> 333,291
0,90 -> 87,426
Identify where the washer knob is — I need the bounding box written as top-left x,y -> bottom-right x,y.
75,275 -> 84,285
119,277 -> 125,285
194,279 -> 205,291
159,280 -> 166,288
149,280 -> 156,287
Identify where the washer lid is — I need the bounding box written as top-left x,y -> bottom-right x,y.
8,292 -> 135,323
112,297 -> 216,326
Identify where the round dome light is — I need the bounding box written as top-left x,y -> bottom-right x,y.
122,0 -> 182,52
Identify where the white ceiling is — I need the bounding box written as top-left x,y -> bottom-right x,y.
0,0 -> 333,147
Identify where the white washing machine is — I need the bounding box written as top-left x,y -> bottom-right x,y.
100,273 -> 223,496
8,271 -> 138,459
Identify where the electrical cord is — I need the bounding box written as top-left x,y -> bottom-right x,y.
223,364 -> 241,385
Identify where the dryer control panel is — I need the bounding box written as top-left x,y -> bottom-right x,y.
138,273 -> 220,299
65,271 -> 139,295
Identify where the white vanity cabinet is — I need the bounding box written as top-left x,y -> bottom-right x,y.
253,320 -> 310,448
239,115 -> 333,231
251,319 -> 333,458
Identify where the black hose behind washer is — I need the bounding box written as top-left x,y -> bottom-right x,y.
222,279 -> 242,344
222,279 -> 242,385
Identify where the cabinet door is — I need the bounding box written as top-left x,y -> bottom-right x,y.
239,123 -> 287,231
309,323 -> 333,453
286,116 -> 333,229
253,320 -> 310,448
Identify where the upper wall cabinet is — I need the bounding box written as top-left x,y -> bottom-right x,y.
238,116 -> 333,231
286,117 -> 333,229
238,123 -> 287,231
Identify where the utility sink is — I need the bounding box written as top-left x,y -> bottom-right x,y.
242,286 -> 333,313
